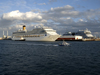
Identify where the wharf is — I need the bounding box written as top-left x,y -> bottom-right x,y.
94,38 -> 100,41
82,38 -> 100,41
82,38 -> 95,41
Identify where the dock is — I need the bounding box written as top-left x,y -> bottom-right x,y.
94,38 -> 100,41
82,38 -> 100,41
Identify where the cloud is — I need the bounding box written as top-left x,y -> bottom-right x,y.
0,10 -> 47,27
83,9 -> 100,20
78,19 -> 84,22
0,5 -> 100,36
41,5 -> 100,35
42,5 -> 80,20
42,5 -> 100,24
51,5 -> 74,11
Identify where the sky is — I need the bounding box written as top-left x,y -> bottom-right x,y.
0,0 -> 100,37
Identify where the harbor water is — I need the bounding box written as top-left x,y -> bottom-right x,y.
0,40 -> 100,75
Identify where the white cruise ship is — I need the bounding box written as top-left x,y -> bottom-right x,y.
56,28 -> 94,41
12,25 -> 61,41
76,28 -> 94,38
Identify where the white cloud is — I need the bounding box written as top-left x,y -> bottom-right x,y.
15,24 -> 23,28
0,5 -> 100,36
67,17 -> 71,19
50,5 -> 74,12
0,10 -> 47,28
79,19 -> 84,22
3,10 -> 43,20
42,5 -> 80,21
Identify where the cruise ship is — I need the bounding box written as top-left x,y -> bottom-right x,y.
76,28 -> 94,38
56,28 -> 94,41
12,25 -> 61,41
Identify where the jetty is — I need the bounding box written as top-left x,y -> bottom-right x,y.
82,38 -> 100,41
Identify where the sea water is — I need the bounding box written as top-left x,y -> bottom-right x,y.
0,40 -> 100,75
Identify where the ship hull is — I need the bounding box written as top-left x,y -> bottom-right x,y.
56,36 -> 82,41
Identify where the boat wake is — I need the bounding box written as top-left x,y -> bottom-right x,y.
6,42 -> 71,47
27,43 -> 59,46
8,43 -> 58,46
53,45 -> 59,46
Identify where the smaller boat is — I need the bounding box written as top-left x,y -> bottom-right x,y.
59,40 -> 70,46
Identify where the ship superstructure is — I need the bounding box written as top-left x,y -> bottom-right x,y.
76,28 -> 94,38
12,25 -> 61,41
